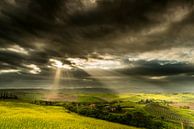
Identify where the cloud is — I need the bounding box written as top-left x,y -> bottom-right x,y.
119,60 -> 194,76
0,44 -> 29,55
0,0 -> 193,57
67,57 -> 125,69
0,69 -> 20,74
128,47 -> 194,63
49,58 -> 72,69
23,64 -> 41,74
0,0 -> 194,90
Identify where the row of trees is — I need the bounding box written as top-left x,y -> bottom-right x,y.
32,100 -> 167,128
0,91 -> 18,99
63,102 -> 167,129
32,100 -> 194,129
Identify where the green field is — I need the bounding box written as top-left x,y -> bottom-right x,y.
0,100 -> 139,129
118,93 -> 194,103
1,90 -> 194,129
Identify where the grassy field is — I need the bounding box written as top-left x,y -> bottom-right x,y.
118,93 -> 194,102
1,90 -> 194,128
0,100 -> 139,129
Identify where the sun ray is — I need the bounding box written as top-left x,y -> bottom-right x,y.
45,59 -> 73,101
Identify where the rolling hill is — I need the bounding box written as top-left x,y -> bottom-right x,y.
0,101 -> 139,129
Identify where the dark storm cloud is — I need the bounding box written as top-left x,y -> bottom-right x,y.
119,60 -> 194,76
0,51 -> 28,69
0,0 -> 194,58
0,0 -> 194,90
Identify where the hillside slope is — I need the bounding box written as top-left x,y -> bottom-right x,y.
0,101 -> 139,129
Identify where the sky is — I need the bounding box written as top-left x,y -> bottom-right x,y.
0,0 -> 194,92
